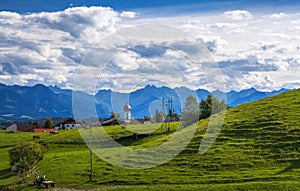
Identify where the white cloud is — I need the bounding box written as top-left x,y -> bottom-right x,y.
197,36 -> 227,53
164,49 -> 183,59
112,51 -> 141,71
119,11 -> 138,19
0,6 -> 299,92
294,26 -> 300,31
25,6 -> 122,43
0,6 -> 138,89
270,13 -> 289,18
224,10 -> 253,20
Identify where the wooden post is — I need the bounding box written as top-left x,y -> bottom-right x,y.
89,125 -> 93,182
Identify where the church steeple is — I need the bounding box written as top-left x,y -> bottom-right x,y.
123,103 -> 131,123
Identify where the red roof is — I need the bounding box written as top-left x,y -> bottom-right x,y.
34,128 -> 56,132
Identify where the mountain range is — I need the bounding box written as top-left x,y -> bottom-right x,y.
0,83 -> 289,121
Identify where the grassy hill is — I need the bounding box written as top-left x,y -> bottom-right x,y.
0,89 -> 300,190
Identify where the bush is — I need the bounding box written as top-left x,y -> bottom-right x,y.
9,142 -> 44,175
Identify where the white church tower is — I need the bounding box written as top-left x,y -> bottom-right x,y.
123,103 -> 131,123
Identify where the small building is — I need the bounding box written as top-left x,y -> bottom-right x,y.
123,103 -> 131,123
6,123 -> 39,132
101,118 -> 121,126
54,118 -> 81,130
143,121 -> 152,125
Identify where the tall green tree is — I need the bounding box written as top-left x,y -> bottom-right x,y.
199,94 -> 227,120
181,95 -> 200,127
44,118 -> 53,128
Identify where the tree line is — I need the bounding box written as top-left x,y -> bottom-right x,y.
181,94 -> 227,127
149,94 -> 227,126
106,94 -> 227,126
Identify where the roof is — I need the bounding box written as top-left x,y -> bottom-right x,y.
54,118 -> 76,126
123,103 -> 131,111
34,128 -> 56,132
17,124 -> 37,132
101,118 -> 122,126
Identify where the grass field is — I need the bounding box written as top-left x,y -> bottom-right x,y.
0,89 -> 300,190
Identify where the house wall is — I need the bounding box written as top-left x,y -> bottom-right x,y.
6,124 -> 17,131
55,123 -> 81,130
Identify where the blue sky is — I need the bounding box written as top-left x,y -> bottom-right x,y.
1,0 -> 300,14
0,1 -> 299,92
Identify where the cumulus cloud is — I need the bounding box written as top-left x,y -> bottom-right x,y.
176,10 -> 300,91
197,36 -> 227,53
119,11 -> 138,19
0,6 -> 137,88
224,10 -> 253,20
25,6 -> 122,43
112,50 -> 142,71
270,13 -> 289,18
0,6 -> 299,92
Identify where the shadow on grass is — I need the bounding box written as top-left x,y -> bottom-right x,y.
0,167 -> 14,179
277,159 -> 300,174
0,183 -> 33,191
14,184 -> 35,191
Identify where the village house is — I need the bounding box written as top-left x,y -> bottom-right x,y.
6,123 -> 37,132
54,118 -> 81,130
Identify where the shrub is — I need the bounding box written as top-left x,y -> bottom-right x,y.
9,142 -> 44,176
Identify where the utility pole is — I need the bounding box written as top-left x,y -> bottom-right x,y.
161,97 -> 165,137
167,97 -> 173,132
167,97 -> 170,132
89,125 -> 93,182
161,98 -> 165,117
170,96 -> 173,122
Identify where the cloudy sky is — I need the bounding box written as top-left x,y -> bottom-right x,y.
0,0 -> 299,93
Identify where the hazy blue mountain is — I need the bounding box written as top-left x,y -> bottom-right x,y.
0,83 -> 290,120
228,88 -> 289,107
0,84 -> 73,120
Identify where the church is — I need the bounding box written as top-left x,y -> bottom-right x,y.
123,103 -> 131,123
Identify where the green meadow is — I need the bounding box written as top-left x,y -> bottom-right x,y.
1,89 -> 300,190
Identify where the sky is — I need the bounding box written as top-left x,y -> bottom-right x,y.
0,0 -> 300,93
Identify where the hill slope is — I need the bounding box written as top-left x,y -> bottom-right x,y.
0,89 -> 299,190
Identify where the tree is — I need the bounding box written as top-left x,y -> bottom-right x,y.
181,95 -> 200,127
144,116 -> 151,121
109,112 -> 121,121
199,97 -> 210,120
199,94 -> 227,120
9,142 -> 45,180
44,118 -> 53,128
151,109 -> 164,123
165,110 -> 180,122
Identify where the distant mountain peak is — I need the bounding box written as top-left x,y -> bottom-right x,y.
0,83 -> 291,120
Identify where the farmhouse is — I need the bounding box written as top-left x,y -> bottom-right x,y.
54,118 -> 81,130
6,123 -> 37,132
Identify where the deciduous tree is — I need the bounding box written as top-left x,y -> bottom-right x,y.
181,95 -> 200,127
44,118 -> 53,128
9,142 -> 45,180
